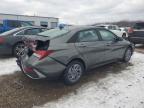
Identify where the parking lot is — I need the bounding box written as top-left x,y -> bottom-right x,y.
0,45 -> 144,108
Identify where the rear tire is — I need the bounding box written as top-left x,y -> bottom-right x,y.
122,47 -> 132,62
63,61 -> 84,85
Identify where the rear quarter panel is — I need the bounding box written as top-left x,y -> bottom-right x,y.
48,41 -> 87,68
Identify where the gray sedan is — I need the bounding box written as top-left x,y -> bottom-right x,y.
17,26 -> 134,85
0,26 -> 47,56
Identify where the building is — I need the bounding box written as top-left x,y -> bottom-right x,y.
0,13 -> 59,28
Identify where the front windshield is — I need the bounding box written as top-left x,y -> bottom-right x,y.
38,28 -> 69,38
0,28 -> 21,35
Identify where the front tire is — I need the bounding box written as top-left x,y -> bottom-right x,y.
63,61 -> 84,85
123,47 -> 132,62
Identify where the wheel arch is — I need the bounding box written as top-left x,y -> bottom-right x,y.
128,44 -> 134,54
67,58 -> 86,71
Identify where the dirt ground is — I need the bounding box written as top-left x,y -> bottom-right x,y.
0,45 -> 144,108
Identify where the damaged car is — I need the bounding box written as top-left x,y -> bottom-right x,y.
17,26 -> 134,85
0,26 -> 47,56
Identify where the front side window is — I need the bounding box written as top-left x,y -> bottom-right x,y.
77,30 -> 99,42
99,29 -> 116,41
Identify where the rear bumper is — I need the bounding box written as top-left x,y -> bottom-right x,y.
17,55 -> 66,79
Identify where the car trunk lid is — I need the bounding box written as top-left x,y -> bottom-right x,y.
23,35 -> 51,57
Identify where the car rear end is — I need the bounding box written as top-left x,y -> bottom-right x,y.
17,35 -> 66,79
128,22 -> 144,44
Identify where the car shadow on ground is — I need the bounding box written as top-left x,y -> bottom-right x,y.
0,61 -> 133,108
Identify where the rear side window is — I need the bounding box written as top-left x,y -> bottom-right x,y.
133,23 -> 144,29
98,29 -> 116,41
77,29 -> 99,42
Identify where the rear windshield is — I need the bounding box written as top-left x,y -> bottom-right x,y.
38,28 -> 69,38
133,23 -> 144,29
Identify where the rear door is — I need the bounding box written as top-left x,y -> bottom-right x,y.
74,29 -> 109,68
97,28 -> 126,60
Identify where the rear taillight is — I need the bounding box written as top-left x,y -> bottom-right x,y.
128,28 -> 134,33
34,50 -> 53,60
0,37 -> 4,44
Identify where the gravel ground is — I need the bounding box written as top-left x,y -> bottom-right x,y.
0,47 -> 144,108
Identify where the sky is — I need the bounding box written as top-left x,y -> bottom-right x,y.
0,0 -> 144,25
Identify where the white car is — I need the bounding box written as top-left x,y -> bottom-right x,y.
96,25 -> 127,38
